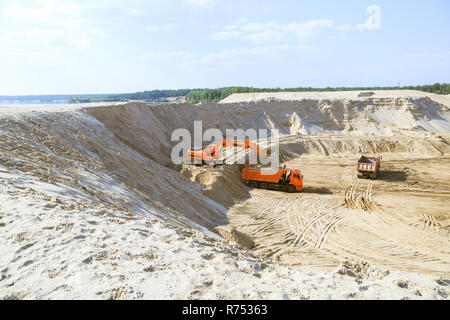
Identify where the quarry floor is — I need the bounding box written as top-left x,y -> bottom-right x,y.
226,155 -> 450,276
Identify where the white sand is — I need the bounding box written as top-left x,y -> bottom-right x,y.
0,167 -> 447,300
219,90 -> 450,107
0,102 -> 122,114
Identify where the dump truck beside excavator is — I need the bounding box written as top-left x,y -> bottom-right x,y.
188,139 -> 303,193
242,165 -> 303,193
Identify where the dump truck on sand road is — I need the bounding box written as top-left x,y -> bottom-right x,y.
357,154 -> 382,179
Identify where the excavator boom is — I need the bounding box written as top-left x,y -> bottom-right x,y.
187,139 -> 271,164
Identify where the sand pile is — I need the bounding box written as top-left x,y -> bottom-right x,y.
180,164 -> 248,207
215,225 -> 255,249
0,109 -> 228,232
336,261 -> 390,281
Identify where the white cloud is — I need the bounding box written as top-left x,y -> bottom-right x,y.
185,0 -> 215,9
180,44 -> 318,68
140,51 -> 194,61
210,19 -> 334,43
404,51 -> 450,60
0,47 -> 73,67
210,31 -> 241,40
234,18 -> 248,25
139,44 -> 317,70
335,24 -> 354,32
128,8 -> 141,16
0,0 -> 104,51
211,5 -> 381,43
146,24 -> 179,32
335,5 -> 381,32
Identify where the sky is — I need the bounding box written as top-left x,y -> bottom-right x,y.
0,0 -> 449,95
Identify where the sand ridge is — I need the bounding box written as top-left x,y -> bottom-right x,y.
220,90 -> 450,107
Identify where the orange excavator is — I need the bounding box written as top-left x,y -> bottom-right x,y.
187,139 -> 271,164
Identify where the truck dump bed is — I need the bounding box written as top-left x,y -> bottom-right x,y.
242,166 -> 283,183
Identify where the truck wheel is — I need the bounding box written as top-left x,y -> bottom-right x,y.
260,183 -> 268,189
286,185 -> 296,193
248,181 -> 258,189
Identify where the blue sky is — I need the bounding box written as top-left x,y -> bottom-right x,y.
0,0 -> 449,95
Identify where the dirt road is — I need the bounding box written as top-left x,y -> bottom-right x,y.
227,155 -> 450,276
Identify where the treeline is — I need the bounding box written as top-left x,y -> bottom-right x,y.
402,83 -> 450,95
68,89 -> 191,104
185,83 -> 450,103
68,83 -> 449,104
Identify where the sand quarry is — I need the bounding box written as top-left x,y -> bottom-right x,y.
0,90 -> 449,299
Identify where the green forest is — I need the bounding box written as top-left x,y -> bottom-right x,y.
185,83 -> 450,103
68,83 -> 450,104
68,89 -> 191,104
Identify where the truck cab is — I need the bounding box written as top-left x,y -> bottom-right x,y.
288,169 -> 303,191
